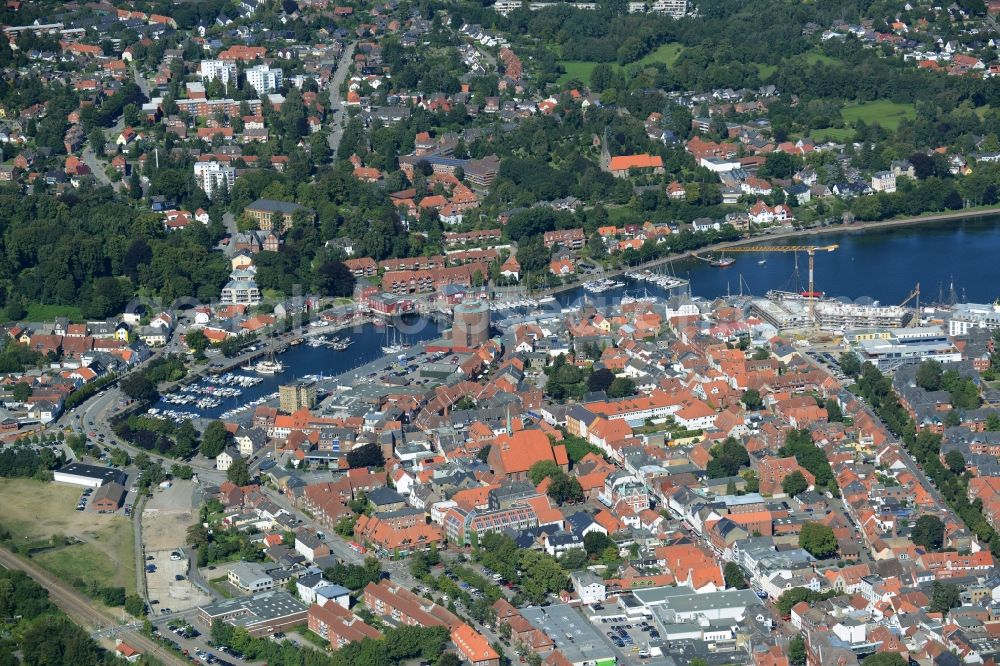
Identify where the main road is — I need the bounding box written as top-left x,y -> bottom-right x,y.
0,546 -> 187,665
327,41 -> 357,158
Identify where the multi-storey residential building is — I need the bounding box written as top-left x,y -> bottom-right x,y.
194,161 -> 236,198
243,198 -> 312,233
246,64 -> 283,94
543,228 -> 585,249
308,603 -> 381,649
220,270 -> 262,305
199,59 -> 238,87
650,0 -> 686,17
175,97 -> 261,119
363,580 -> 460,628
443,504 -> 539,546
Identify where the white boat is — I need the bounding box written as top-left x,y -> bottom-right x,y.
537,296 -> 556,304
758,259 -> 767,265
381,344 -> 409,354
255,360 -> 284,375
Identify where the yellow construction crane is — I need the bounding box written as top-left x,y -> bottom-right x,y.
701,244 -> 839,322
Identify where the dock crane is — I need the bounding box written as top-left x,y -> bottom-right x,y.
899,283 -> 920,310
702,244 -> 840,322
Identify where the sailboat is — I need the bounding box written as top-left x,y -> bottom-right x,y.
381,325 -> 409,355
710,252 -> 735,268
254,331 -> 285,375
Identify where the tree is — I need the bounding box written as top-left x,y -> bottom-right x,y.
912,514 -> 945,551
21,616 -> 98,666
607,377 -> 636,398
916,360 -> 943,391
741,388 -> 763,410
945,449 -> 966,474
782,471 -> 809,498
588,368 -> 615,393
119,373 -> 158,402
529,460 -> 561,485
838,352 -> 861,378
314,261 -> 356,297
11,382 -> 31,402
789,634 -> 806,666
346,442 -> 385,469
438,653 -> 462,666
706,437 -> 751,478
723,561 -> 748,589
227,458 -> 251,486
185,329 -> 209,355
929,581 -> 960,614
861,655 -> 907,666
200,420 -> 230,459
124,594 -> 146,617
798,522 -> 837,558
824,398 -> 843,422
547,471 -> 584,505
584,531 -> 615,557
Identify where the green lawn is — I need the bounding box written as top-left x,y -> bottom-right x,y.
557,42 -> 685,86
841,100 -> 916,130
810,127 -> 856,142
753,63 -> 778,78
801,51 -> 840,66
636,42 -> 684,67
25,304 -> 83,322
34,520 -> 136,596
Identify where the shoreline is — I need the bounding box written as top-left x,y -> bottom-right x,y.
541,206 -> 1000,295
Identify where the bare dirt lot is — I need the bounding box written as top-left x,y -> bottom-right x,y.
142,481 -> 211,611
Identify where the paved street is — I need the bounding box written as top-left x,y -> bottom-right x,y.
327,42 -> 356,158
82,147 -> 118,190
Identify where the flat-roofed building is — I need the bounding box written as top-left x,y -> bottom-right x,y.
197,591 -> 307,637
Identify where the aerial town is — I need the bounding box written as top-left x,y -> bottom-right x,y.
7,0 -> 1000,665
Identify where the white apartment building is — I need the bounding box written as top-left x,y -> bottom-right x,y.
198,59 -> 238,87
246,64 -> 283,95
650,0 -> 686,18
871,170 -> 897,193
193,161 -> 236,198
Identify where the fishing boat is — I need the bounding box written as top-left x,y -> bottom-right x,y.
710,254 -> 735,268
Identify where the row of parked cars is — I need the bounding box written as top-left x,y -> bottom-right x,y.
76,487 -> 92,511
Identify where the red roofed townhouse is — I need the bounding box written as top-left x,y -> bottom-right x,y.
608,154 -> 665,177
550,258 -> 575,276
452,623 -> 500,666
363,580 -> 460,629
219,45 -> 267,61
308,602 -> 380,648
487,429 -> 568,480
754,456 -> 815,495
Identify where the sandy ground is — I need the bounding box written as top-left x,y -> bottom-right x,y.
142,481 -> 211,611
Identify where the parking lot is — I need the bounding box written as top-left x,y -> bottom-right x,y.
584,607 -> 668,663
142,481 -> 211,612
145,549 -> 211,614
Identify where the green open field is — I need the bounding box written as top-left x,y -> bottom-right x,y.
34,520 -> 136,595
840,100 -> 916,130
557,42 -> 685,86
25,304 -> 83,322
810,127 -> 856,142
0,479 -> 135,596
801,51 -> 840,66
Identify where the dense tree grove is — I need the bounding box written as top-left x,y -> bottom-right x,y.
0,570 -> 118,665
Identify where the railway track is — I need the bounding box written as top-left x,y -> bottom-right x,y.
0,546 -> 187,666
